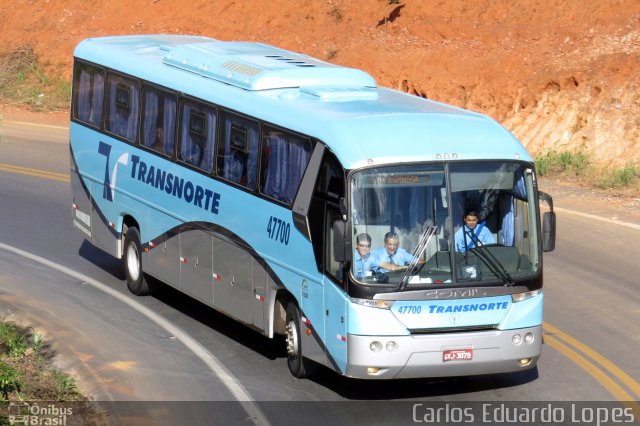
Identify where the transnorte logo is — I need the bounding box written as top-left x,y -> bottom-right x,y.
427,302 -> 509,314
97,142 -> 221,214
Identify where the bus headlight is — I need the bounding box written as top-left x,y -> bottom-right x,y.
369,341 -> 382,352
350,297 -> 394,309
524,332 -> 535,344
512,290 -> 541,303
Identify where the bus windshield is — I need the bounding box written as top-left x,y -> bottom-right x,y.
349,162 -> 540,288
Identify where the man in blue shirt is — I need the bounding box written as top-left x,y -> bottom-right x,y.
371,232 -> 421,273
455,210 -> 495,253
353,233 -> 379,278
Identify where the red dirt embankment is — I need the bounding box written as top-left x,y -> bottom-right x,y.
1,0 -> 639,165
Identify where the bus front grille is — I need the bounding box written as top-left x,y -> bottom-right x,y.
409,324 -> 498,334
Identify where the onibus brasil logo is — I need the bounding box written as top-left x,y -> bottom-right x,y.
7,402 -> 73,425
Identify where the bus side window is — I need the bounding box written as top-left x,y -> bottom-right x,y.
105,74 -> 139,142
260,129 -> 312,205
140,86 -> 176,157
315,154 -> 344,202
178,100 -> 217,172
73,62 -> 104,128
217,113 -> 259,189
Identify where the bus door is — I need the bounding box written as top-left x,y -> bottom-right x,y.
322,205 -> 348,373
306,149 -> 347,370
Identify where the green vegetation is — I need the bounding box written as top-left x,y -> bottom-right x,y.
535,150 -> 639,189
0,44 -> 636,192
535,150 -> 590,177
0,320 -> 36,358
0,45 -> 70,111
0,363 -> 20,400
0,320 -> 82,401
597,163 -> 640,189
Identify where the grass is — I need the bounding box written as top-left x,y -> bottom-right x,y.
597,163 -> 640,189
535,150 -> 639,190
0,320 -> 82,402
0,43 -> 636,193
0,45 -> 70,112
535,150 -> 590,177
0,320 -> 106,425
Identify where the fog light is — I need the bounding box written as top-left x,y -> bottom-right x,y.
512,334 -> 522,345
367,367 -> 380,375
524,333 -> 534,344
519,358 -> 532,366
369,341 -> 382,352
385,341 -> 398,352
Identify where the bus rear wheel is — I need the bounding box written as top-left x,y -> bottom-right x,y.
285,301 -> 318,378
123,227 -> 153,296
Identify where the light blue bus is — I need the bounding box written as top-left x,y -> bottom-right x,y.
70,35 -> 556,379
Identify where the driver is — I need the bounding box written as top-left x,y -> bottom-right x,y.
371,232 -> 422,273
454,209 -> 495,253
353,233 -> 379,278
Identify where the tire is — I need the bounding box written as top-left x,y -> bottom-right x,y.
285,301 -> 319,378
123,227 -> 153,296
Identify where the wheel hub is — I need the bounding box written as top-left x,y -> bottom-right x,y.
126,242 -> 140,281
285,321 -> 298,355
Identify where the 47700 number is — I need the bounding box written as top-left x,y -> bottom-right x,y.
267,216 -> 290,245
397,305 -> 422,314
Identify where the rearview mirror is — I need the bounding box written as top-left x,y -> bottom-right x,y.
538,191 -> 556,252
542,211 -> 556,252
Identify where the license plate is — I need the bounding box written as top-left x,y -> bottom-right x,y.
443,348 -> 473,362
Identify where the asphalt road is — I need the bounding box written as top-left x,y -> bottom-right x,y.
0,120 -> 639,425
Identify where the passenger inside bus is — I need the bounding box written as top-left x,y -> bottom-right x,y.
454,209 -> 495,253
153,127 -> 164,151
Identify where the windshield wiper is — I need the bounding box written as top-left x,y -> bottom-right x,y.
397,225 -> 438,291
465,231 -> 515,286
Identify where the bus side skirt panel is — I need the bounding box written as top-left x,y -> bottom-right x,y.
71,162 -> 93,240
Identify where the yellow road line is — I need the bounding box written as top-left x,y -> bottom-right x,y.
1,120 -> 68,130
0,163 -> 69,182
544,333 -> 634,401
544,322 -> 640,400
3,158 -> 639,404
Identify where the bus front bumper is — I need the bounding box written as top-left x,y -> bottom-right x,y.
345,325 -> 541,379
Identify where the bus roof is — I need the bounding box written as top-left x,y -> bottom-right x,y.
74,35 -> 532,169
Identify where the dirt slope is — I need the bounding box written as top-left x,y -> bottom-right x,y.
1,0 -> 639,165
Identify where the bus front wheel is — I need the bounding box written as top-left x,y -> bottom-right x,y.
285,301 -> 318,378
123,227 -> 152,296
